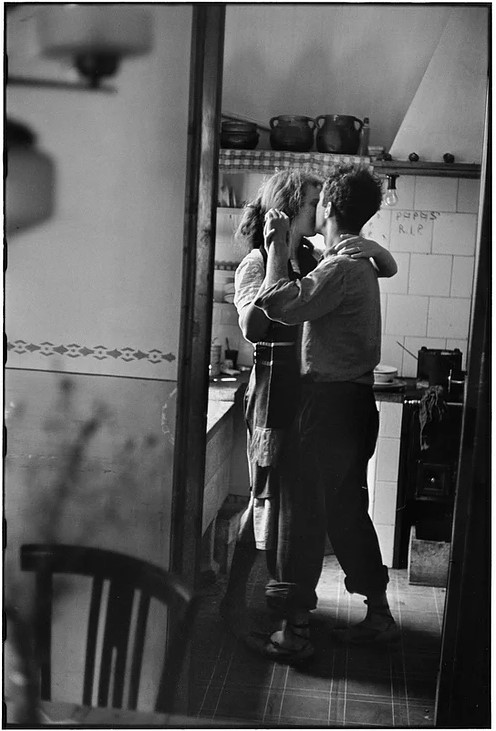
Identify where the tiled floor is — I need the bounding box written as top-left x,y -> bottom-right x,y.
189,555 -> 446,728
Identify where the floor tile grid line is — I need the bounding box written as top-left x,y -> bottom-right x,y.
430,585 -> 446,723
326,642 -> 337,725
266,686 -> 422,704
276,664 -> 290,725
341,581 -> 398,728
218,559 -> 274,725
342,584 -> 352,726
195,629 -> 232,718
326,567 -> 342,727
261,661 -> 279,724
392,572 -> 411,727
388,652 -> 396,727
211,639 -> 240,721
197,578 -> 247,722
190,554 -> 445,728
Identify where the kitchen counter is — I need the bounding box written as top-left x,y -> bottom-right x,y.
207,374 -> 430,428
209,371 -> 250,400
373,377 -> 464,404
203,373 -> 250,554
207,372 -> 250,433
373,376 -> 422,403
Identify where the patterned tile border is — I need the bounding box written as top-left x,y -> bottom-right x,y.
7,340 -> 176,365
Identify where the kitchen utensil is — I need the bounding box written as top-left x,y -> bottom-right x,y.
269,115 -> 315,152
397,341 -> 418,359
224,349 -> 238,369
373,364 -> 398,383
417,348 -> 462,388
210,343 -> 221,377
368,145 -> 385,160
447,369 -> 465,401
315,114 -> 363,154
221,120 -> 259,150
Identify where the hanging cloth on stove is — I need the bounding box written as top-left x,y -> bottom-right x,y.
418,385 -> 448,451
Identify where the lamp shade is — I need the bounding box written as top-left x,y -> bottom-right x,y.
37,5 -> 153,59
6,120 -> 55,235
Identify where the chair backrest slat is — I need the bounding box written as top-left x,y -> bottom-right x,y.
99,581 -> 135,708
20,544 -> 196,713
128,592 -> 150,710
83,576 -> 103,707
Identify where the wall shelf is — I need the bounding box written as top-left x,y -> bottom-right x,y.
219,148 -> 481,179
372,160 -> 481,179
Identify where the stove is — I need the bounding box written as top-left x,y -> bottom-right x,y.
393,394 -> 463,568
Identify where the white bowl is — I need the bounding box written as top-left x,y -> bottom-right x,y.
374,364 -> 398,383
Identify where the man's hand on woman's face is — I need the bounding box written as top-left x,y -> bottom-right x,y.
264,208 -> 289,253
334,234 -> 381,259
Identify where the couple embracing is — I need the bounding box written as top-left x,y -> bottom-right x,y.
220,164 -> 399,664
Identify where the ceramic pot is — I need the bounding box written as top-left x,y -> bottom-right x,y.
315,114 -> 363,154
269,115 -> 315,152
220,121 -> 259,150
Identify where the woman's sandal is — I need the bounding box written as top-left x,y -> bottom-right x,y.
244,624 -> 314,664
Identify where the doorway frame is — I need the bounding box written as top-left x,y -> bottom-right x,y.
171,9 -> 490,724
434,85 -> 490,727
170,5 -> 225,589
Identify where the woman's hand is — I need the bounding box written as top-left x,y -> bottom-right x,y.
334,234 -> 398,277
264,208 -> 289,254
334,234 -> 382,259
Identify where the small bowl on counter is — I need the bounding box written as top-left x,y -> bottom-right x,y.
373,364 -> 398,384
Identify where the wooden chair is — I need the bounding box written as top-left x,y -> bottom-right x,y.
20,544 -> 198,713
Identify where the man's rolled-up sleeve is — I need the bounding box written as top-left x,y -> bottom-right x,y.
254,261 -> 345,325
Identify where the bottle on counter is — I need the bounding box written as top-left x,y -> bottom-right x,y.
357,116 -> 370,157
209,341 -> 221,378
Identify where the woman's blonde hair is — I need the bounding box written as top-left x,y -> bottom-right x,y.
235,169 -> 323,250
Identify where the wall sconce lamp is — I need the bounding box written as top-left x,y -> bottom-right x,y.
8,4 -> 153,91
384,174 -> 399,207
6,119 -> 55,236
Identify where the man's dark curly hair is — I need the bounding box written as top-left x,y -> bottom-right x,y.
321,164 -> 383,232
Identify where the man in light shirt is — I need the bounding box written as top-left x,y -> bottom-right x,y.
253,164 -> 398,660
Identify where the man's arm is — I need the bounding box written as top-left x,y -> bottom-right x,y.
255,208 -> 344,326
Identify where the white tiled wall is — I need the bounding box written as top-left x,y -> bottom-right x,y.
364,175 -> 480,376
213,174 -> 480,373
367,401 -> 403,567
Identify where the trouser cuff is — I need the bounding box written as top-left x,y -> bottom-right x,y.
264,580 -> 317,616
344,565 -> 390,596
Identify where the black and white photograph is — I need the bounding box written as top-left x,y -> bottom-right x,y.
4,2 -> 490,728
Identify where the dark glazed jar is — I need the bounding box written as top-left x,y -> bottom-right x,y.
269,115 -> 315,152
220,121 -> 259,150
315,115 -> 363,154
